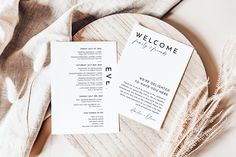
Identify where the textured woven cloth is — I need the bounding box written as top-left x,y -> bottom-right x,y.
0,0 -> 181,156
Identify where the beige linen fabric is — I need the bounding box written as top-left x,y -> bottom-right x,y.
0,0 -> 181,156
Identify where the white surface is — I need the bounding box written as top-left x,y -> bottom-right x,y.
165,0 -> 236,95
40,0 -> 236,156
164,0 -> 236,156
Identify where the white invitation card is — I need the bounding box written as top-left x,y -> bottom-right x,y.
51,41 -> 119,134
109,24 -> 193,130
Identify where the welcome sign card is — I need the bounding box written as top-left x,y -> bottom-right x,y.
108,24 -> 193,130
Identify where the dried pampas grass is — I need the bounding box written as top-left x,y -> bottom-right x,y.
159,40 -> 236,157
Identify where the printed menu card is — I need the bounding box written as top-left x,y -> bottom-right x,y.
51,41 -> 119,134
108,24 -> 193,130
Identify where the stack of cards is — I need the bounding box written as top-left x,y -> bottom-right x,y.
51,24 -> 193,134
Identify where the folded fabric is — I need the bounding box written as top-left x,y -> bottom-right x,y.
0,0 -> 181,156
